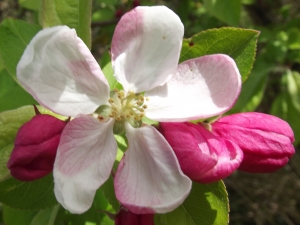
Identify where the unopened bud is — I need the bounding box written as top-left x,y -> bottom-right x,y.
115,207 -> 154,225
211,112 -> 295,173
7,114 -> 67,181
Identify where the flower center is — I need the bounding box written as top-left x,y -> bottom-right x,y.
96,89 -> 148,134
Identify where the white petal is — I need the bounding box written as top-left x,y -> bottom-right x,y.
17,26 -> 110,117
53,116 -> 117,214
111,6 -> 184,93
145,54 -> 242,122
114,123 -> 191,214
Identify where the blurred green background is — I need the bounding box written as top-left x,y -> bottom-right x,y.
0,0 -> 300,224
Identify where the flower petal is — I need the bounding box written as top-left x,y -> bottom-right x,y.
17,26 -> 110,117
159,122 -> 243,183
198,138 -> 243,183
145,54 -> 242,122
114,123 -> 191,214
53,116 -> 117,214
111,6 -> 184,93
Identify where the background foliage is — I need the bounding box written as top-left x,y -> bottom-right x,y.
0,0 -> 300,224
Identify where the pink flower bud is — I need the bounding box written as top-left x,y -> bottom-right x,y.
7,114 -> 67,181
158,122 -> 243,183
211,112 -> 295,173
115,207 -> 154,225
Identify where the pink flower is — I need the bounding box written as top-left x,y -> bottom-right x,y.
7,113 -> 67,181
17,6 -> 241,214
211,112 -> 295,173
158,122 -> 243,183
115,207 -> 154,225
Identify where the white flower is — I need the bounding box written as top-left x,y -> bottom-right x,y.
17,6 -> 241,214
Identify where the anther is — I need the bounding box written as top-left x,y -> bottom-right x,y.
108,98 -> 114,103
143,105 -> 148,109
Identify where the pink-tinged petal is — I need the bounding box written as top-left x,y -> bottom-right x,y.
158,122 -> 218,180
198,138 -> 243,183
17,26 -> 109,117
111,6 -> 184,93
159,122 -> 243,183
114,123 -> 191,214
212,112 -> 295,173
53,116 -> 117,214
145,54 -> 242,122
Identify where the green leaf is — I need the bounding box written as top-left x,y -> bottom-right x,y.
155,181 -> 228,225
0,69 -> 37,112
180,27 -> 259,82
30,205 -> 60,225
0,19 -> 41,79
19,0 -> 41,11
42,0 -> 92,49
0,174 -> 57,210
271,92 -> 300,146
100,175 -> 120,212
229,58 -> 271,113
3,205 -> 37,225
287,71 -> 300,112
102,62 -> 123,90
203,0 -> 241,26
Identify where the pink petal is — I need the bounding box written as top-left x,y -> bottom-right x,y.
111,6 -> 184,93
158,122 -> 218,180
114,123 -> 191,214
17,26 -> 109,117
145,54 -> 242,122
198,138 -> 243,183
53,116 -> 117,214
159,122 -> 243,183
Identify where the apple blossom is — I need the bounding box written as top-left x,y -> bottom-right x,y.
211,112 -> 295,173
158,122 -> 243,183
17,6 -> 241,214
7,110 -> 67,181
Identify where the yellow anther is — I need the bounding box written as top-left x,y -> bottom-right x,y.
116,116 -> 122,121
108,98 -> 114,103
143,105 -> 148,109
113,88 -> 118,92
146,97 -> 149,101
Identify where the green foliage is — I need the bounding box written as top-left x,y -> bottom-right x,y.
203,0 -> 241,26
42,0 -> 92,49
19,0 -> 41,11
0,174 -> 57,210
229,58 -> 271,113
3,206 -> 38,225
102,62 -> 122,90
0,69 -> 37,112
180,27 -> 259,82
155,181 -> 228,225
0,19 -> 41,79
